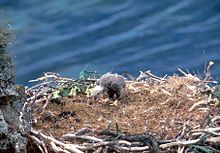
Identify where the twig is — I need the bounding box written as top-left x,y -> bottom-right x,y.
211,116 -> 220,124
93,147 -> 103,153
206,136 -> 220,144
204,61 -> 214,81
43,94 -> 52,109
190,127 -> 220,136
178,146 -> 185,153
190,130 -> 220,137
27,81 -> 53,91
143,71 -> 166,82
160,88 -> 171,96
28,134 -> 47,153
119,146 -> 149,152
177,68 -> 188,76
188,100 -> 211,112
50,141 -> 71,153
62,134 -> 103,142
159,139 -> 201,148
31,129 -> 85,153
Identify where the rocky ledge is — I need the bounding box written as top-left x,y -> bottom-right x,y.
0,29 -> 31,153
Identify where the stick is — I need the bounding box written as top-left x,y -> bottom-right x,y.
50,141 -> 71,153
177,68 -> 188,76
62,134 -> 103,142
28,135 -> 47,153
188,100 -> 211,112
204,61 -> 214,81
31,130 -> 85,153
143,71 -> 166,82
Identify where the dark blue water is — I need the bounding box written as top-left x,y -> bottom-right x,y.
1,0 -> 220,85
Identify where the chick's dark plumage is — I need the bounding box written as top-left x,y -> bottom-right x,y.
98,73 -> 125,100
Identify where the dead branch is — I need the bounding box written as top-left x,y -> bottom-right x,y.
50,141 -> 71,153
31,130 -> 85,153
188,99 -> 212,112
62,134 -> 103,142
204,61 -> 214,81
142,70 -> 166,82
28,134 -> 47,153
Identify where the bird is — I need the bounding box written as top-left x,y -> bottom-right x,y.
91,73 -> 126,100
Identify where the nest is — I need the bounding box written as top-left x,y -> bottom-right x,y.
26,68 -> 220,153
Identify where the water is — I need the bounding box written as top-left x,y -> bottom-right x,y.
1,0 -> 220,85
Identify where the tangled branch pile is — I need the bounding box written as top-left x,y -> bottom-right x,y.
26,68 -> 220,153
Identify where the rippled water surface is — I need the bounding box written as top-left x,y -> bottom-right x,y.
1,0 -> 220,84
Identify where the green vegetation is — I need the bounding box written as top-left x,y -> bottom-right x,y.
53,80 -> 95,98
52,70 -> 101,98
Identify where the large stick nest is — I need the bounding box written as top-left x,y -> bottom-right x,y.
26,69 -> 220,153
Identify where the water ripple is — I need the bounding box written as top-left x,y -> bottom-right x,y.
1,0 -> 219,84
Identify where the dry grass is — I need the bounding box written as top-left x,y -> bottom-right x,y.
27,70 -> 220,153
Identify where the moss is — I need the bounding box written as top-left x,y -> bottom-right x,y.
0,28 -> 12,49
0,27 -> 30,152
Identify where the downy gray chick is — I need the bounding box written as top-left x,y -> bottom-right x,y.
91,73 -> 126,100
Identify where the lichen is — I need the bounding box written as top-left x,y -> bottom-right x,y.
0,28 -> 12,49
0,28 -> 31,153
0,110 -> 8,138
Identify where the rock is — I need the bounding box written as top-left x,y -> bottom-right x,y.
0,29 -> 31,153
0,110 -> 8,139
